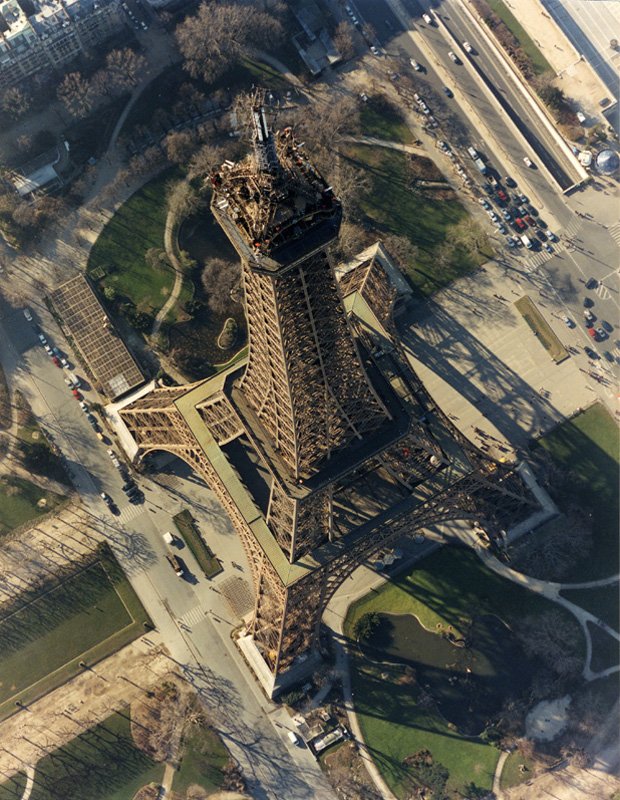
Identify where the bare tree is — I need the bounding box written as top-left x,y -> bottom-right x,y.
106,48 -> 147,91
334,219 -> 374,261
333,21 -> 355,60
166,179 -> 203,219
451,218 -> 489,257
57,72 -> 94,118
202,257 -> 241,315
187,143 -> 225,181
175,1 -> 283,84
517,610 -> 583,678
511,511 -> 593,581
1,86 -> 32,119
164,130 -> 197,165
382,233 -> 419,272
330,159 -> 370,222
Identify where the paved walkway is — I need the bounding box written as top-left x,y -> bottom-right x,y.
151,206 -> 184,337
492,750 -> 510,799
20,766 -> 35,800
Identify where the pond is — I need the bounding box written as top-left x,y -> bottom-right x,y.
171,209 -> 246,378
361,613 -> 535,735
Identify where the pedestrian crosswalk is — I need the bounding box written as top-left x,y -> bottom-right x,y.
523,249 -> 554,270
117,503 -> 146,524
608,222 -> 620,247
179,605 -> 206,628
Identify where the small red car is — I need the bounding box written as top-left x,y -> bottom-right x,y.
497,189 -> 508,202
524,215 -> 535,226
51,355 -> 61,367
587,327 -> 597,339
514,218 -> 526,230
72,388 -> 82,399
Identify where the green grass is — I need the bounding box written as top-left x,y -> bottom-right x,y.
485,0 -> 552,75
173,510 -> 222,579
500,750 -> 537,789
342,145 -> 490,295
360,98 -> 413,144
515,295 -> 569,363
173,720 -> 230,795
0,475 -> 65,537
535,403 -> 619,581
87,171 -> 175,316
0,712 -> 164,800
344,545 -> 583,797
0,546 -> 151,720
561,584 -> 619,631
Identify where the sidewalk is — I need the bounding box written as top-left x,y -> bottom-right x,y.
501,0 -> 611,121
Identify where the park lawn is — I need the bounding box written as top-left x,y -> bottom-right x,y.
173,510 -> 222,579
0,476 -> 64,537
360,99 -> 413,144
87,171 -> 174,316
485,0 -> 552,75
344,545 -> 583,797
0,712 -> 164,800
342,145 -> 490,295
561,584 -> 620,631
535,403 -> 619,581
0,547 -> 150,718
500,749 -> 537,789
173,720 -> 230,795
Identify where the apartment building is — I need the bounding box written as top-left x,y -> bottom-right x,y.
0,0 -> 122,89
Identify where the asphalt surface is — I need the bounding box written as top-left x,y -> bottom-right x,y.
351,0 -> 620,380
0,296 -> 335,800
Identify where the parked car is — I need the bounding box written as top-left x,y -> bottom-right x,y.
38,333 -> 47,345
462,41 -> 473,53
448,51 -> 459,63
51,355 -> 61,368
596,327 -> 607,340
504,175 -> 516,187
584,309 -> 595,322
479,198 -> 491,209
166,553 -> 184,577
584,346 -> 598,359
502,209 -> 512,220
23,308 -> 33,322
443,86 -> 453,97
588,327 -> 597,339
546,230 -> 557,241
544,243 -> 553,253
370,45 -> 380,56
583,297 -> 594,308
410,58 -> 422,71
561,315 -> 574,328
523,156 -> 533,167
422,12 -> 433,24
524,215 -> 535,226
518,193 -> 528,204
497,189 -> 508,202
585,277 -> 598,290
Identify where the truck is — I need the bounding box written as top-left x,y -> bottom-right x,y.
474,157 -> 488,175
521,234 -> 533,249
166,552 -> 184,577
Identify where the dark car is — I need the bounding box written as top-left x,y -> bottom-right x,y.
524,214 -> 535,226
536,229 -> 547,242
602,320 -> 613,332
586,277 -> 598,290
443,86 -> 453,97
536,218 -> 547,229
583,297 -> 594,308
505,176 -> 517,187
584,346 -> 599,359
604,351 -> 615,363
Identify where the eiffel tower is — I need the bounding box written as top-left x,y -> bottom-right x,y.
120,99 -> 538,695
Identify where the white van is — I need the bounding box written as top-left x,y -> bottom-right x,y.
163,531 -> 174,546
287,730 -> 299,745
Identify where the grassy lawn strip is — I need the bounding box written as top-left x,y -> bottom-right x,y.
344,546 -> 583,797
360,97 -> 413,144
500,749 -> 537,789
535,403 -> 619,581
0,476 -> 65,538
514,296 -> 568,363
87,171 -> 175,316
0,545 -> 151,720
485,0 -> 552,75
173,510 -> 222,579
342,145 -> 490,296
561,584 -> 619,631
173,717 -> 230,795
0,712 -> 164,800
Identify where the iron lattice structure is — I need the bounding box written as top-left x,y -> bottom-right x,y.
120,101 -> 539,692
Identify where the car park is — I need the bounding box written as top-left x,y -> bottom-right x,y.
448,51 -> 459,63
463,41 -> 473,53
23,308 -> 33,322
410,58 -> 422,71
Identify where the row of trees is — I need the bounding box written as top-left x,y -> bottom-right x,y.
57,48 -> 146,119
174,0 -> 285,86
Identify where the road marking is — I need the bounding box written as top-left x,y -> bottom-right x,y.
180,605 -> 206,628
117,503 -> 145,523
595,283 -> 612,301
608,223 -> 620,247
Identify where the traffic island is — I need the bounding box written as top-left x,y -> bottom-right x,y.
514,295 -> 569,363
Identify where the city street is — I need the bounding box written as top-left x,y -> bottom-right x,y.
0,298 -> 335,800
